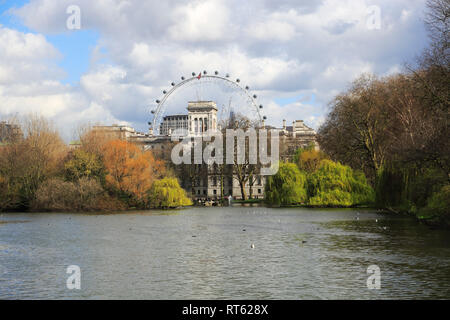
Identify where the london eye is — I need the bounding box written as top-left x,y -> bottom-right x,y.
149,71 -> 266,135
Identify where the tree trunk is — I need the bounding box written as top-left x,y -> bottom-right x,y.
239,181 -> 247,200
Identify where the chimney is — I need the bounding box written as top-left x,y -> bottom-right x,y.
292,121 -> 296,138
262,119 -> 265,129
283,119 -> 286,130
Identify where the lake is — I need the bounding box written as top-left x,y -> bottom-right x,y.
1,206 -> 449,299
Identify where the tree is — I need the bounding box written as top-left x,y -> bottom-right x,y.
147,177 -> 192,208
307,160 -> 374,207
317,75 -> 393,182
265,162 -> 307,206
222,113 -> 261,200
101,139 -> 166,205
64,149 -> 105,182
294,145 -> 328,173
0,115 -> 67,210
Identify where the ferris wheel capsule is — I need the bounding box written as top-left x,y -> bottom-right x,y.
236,78 -> 240,83
171,82 -> 175,86
181,76 -> 185,80
253,94 -> 257,99
214,71 -> 219,75
245,86 -> 249,90
263,116 -> 267,120
192,72 -> 196,76
225,73 -> 230,78
163,90 -> 167,94
155,100 -> 160,104
259,105 -> 263,109
151,110 -> 155,114
203,70 -> 207,75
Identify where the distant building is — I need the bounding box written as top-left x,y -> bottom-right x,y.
0,121 -> 22,143
160,115 -> 189,136
68,140 -> 82,150
92,124 -> 139,141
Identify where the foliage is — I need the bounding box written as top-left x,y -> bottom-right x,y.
294,145 -> 328,173
32,177 -> 124,211
307,160 -> 374,206
315,0 -> 449,223
265,162 -> 307,206
376,164 -> 448,213
64,149 -> 105,182
147,177 -> 192,208
418,185 -> 450,226
101,139 -> 166,206
0,115 -> 67,210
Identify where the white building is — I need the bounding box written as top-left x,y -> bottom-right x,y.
159,101 -> 218,136
187,101 -> 218,135
159,115 -> 189,136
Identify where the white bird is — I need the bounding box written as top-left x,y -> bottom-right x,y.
375,219 -> 378,223
251,243 -> 255,249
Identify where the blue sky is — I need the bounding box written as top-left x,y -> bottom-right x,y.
0,0 -> 429,139
0,0 -> 99,84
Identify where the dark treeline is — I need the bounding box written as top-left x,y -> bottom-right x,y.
317,0 -> 449,226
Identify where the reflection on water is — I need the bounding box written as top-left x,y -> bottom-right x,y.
0,207 -> 449,299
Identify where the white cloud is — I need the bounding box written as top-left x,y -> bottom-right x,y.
169,0 -> 231,42
3,0 -> 429,136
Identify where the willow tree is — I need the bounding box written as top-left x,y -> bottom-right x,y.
307,160 -> 374,207
147,177 -> 192,208
265,162 -> 307,206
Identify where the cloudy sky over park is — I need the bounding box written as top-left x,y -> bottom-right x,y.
0,0 -> 429,139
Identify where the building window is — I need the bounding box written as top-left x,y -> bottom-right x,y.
258,189 -> 261,194
203,190 -> 206,195
213,190 -> 217,195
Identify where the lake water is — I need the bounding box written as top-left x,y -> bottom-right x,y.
1,206 -> 450,299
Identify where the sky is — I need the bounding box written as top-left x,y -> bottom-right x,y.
0,0 -> 430,140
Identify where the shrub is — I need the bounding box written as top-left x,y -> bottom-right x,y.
32,177 -> 122,211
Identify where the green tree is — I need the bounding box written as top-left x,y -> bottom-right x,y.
147,177 -> 192,208
307,160 -> 374,206
265,162 -> 307,206
418,185 -> 450,226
